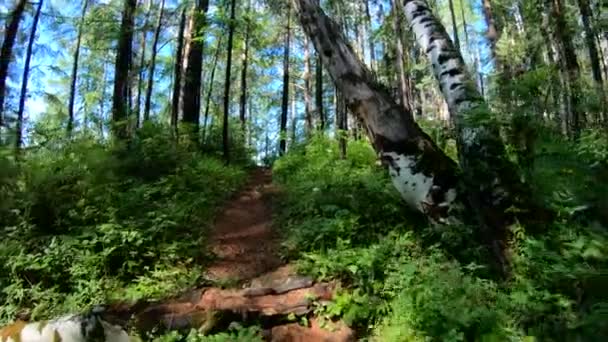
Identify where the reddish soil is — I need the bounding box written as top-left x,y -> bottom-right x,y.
204,168 -> 283,282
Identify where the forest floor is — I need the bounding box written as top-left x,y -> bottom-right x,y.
130,168 -> 354,341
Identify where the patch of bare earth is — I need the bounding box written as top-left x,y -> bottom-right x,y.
128,168 -> 355,341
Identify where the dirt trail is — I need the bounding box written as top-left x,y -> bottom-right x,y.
205,168 -> 283,282
121,168 -> 354,341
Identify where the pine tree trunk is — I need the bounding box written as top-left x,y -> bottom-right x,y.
181,0 -> 209,142
548,0 -> 582,137
577,0 -> 606,123
202,36 -> 223,145
171,9 -> 187,133
364,0 -> 376,71
16,0 -> 43,151
0,0 -> 27,129
135,0 -> 152,128
290,81 -> 297,146
447,0 -> 460,50
391,0 -> 413,114
143,0 -> 165,123
315,55 -> 324,130
112,0 -> 137,140
459,0 -> 470,53
222,0 -> 237,162
239,0 -> 252,135
303,36 -> 314,135
67,0 -> 89,136
481,0 -> 500,64
279,4 -> 291,155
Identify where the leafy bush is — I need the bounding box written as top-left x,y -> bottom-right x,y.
0,127 -> 247,324
273,135 -> 608,341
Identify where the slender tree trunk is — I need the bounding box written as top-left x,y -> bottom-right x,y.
447,0 -> 460,50
135,0 -> 152,128
112,0 -> 137,140
279,3 -> 292,155
239,0 -> 252,135
290,81 -> 297,146
67,0 -> 89,136
315,56 -> 324,130
460,0 -> 470,54
15,0 -> 43,151
202,36 -> 223,144
548,0 -> 582,137
171,9 -> 187,133
577,0 -> 606,123
364,0 -> 376,71
303,35 -> 314,135
336,88 -> 347,159
391,0 -> 413,113
481,0 -> 500,64
143,0 -> 165,123
181,0 -> 209,142
0,0 -> 27,129
222,0 -> 237,162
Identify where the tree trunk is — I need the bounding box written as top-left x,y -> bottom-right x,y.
112,0 -> 137,140
135,0 -> 152,128
279,4 -> 292,155
181,0 -> 209,142
222,0 -> 237,162
67,0 -> 89,136
15,0 -> 43,151
577,0 -> 606,123
548,0 -> 582,137
447,0 -> 460,50
294,0 -> 461,221
403,0 -> 539,272
336,88 -> 347,159
391,0 -> 413,114
143,0 -> 165,123
202,36 -> 223,144
171,9 -> 187,134
315,55 -> 324,130
290,80 -> 297,146
303,35 -> 314,135
0,0 -> 27,129
364,0 -> 376,71
459,0 -> 470,53
239,0 -> 252,135
481,0 -> 500,63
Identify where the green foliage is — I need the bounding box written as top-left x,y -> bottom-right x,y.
0,126 -> 247,324
152,326 -> 263,342
274,135 -> 608,341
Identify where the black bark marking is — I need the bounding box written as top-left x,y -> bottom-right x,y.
437,53 -> 458,65
450,83 -> 463,90
417,17 -> 432,25
426,45 -> 436,54
440,68 -> 461,77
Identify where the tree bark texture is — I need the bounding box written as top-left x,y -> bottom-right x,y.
144,0 -> 165,123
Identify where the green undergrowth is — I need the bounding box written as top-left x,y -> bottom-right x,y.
0,124 -> 248,324
273,133 -> 608,341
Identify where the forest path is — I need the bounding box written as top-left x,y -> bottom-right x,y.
130,168 -> 355,341
204,168 -> 283,282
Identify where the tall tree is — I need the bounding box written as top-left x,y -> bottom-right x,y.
16,0 -> 44,151
0,0 -> 27,129
279,3 -> 291,155
181,0 -> 210,140
447,0 -> 460,50
171,9 -> 187,133
202,36 -> 223,144
223,0 -> 237,162
577,0 -> 606,123
143,0 -> 165,123
67,0 -> 90,136
391,0 -> 413,113
112,0 -> 137,140
363,0 -> 376,71
135,0 -> 152,128
303,36 -> 314,135
315,55 -> 325,130
548,0 -> 582,136
239,0 -> 252,134
481,0 -> 500,64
